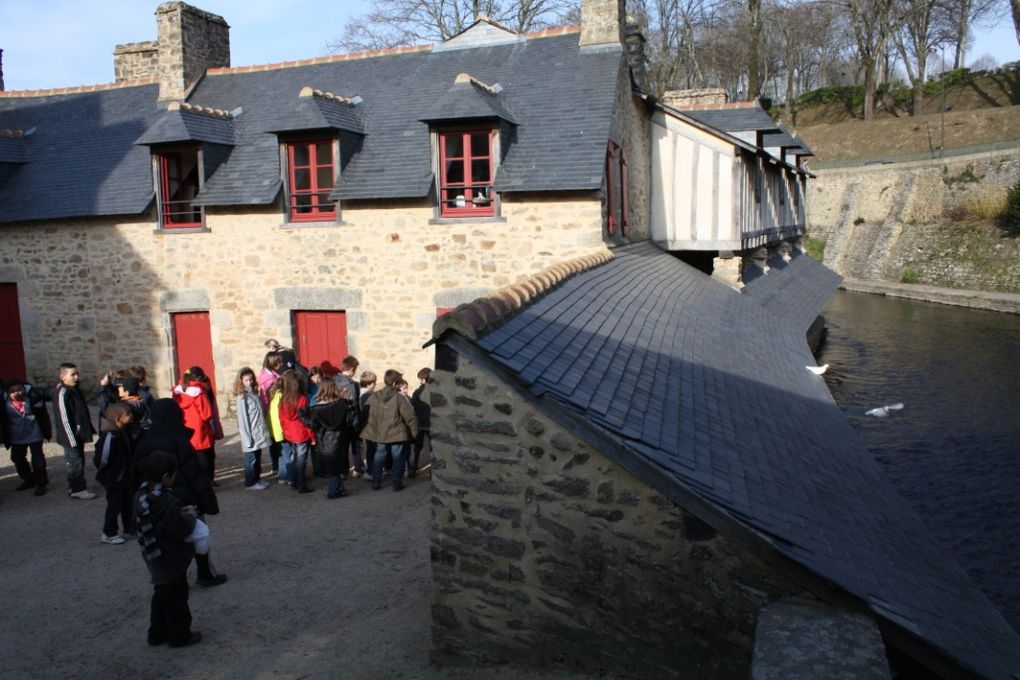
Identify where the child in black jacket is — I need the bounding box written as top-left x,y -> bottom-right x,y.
134,451 -> 202,648
95,403 -> 135,544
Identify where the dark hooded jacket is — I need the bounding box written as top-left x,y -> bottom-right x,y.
94,416 -> 133,489
134,398 -> 218,515
303,398 -> 360,476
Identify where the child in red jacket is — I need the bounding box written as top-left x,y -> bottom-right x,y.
172,367 -> 215,482
277,370 -> 315,494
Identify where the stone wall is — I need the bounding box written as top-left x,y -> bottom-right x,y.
611,56 -> 651,243
579,0 -> 625,47
429,348 -> 803,678
0,194 -> 605,408
113,41 -> 159,83
807,149 -> 1020,291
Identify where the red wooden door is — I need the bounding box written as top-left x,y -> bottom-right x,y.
0,283 -> 27,382
172,311 -> 216,392
294,311 -> 348,377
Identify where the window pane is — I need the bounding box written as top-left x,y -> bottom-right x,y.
293,168 -> 311,191
445,160 -> 464,185
293,144 -> 310,167
316,167 -> 333,190
470,132 -> 490,158
315,192 -> 332,208
444,134 -> 464,158
294,194 -> 312,212
315,142 -> 332,165
471,159 -> 490,183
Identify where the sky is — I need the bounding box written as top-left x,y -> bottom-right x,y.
0,0 -> 1018,91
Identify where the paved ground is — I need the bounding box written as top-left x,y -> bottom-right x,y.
0,416 -> 592,680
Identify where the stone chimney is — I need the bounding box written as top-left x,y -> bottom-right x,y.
661,88 -> 729,109
624,15 -> 646,90
579,0 -> 625,48
156,2 -> 229,101
113,41 -> 160,83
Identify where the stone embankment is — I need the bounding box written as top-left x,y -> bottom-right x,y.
841,278 -> 1020,314
807,147 -> 1020,306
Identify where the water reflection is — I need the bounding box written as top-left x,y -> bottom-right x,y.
818,290 -> 1020,633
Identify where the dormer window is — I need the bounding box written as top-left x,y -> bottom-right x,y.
158,149 -> 202,229
438,129 -> 495,218
286,139 -> 337,222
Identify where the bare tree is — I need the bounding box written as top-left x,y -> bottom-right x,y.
632,0 -> 726,95
842,0 -> 896,119
893,0 -> 939,115
1013,0 -> 1020,47
937,0 -> 1009,69
325,0 -> 579,53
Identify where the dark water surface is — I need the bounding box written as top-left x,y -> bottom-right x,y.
817,290 -> 1020,633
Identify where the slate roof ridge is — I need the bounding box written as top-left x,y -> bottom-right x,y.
0,77 -> 159,98
167,101 -> 233,118
206,44 -> 434,77
205,25 -> 582,79
431,248 -> 615,342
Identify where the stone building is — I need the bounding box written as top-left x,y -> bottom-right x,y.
427,243 -> 1020,678
0,0 -> 810,400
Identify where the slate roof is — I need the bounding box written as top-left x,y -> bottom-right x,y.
684,104 -> 781,133
442,241 -> 1020,680
0,29 -> 621,219
135,105 -> 236,146
762,130 -> 813,156
0,84 -> 160,222
742,252 -> 841,333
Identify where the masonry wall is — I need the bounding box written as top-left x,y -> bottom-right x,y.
113,41 -> 160,83
0,194 -> 604,406
429,349 -> 803,678
611,58 -> 652,243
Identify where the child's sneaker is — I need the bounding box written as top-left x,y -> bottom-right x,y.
100,533 -> 126,545
69,489 -> 97,500
246,481 -> 270,490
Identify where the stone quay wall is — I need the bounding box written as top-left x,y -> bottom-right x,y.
0,194 -> 604,408
807,149 -> 1020,292
429,348 -> 803,678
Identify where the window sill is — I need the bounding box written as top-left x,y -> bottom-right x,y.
154,226 -> 210,235
280,220 -> 345,230
429,216 -> 506,225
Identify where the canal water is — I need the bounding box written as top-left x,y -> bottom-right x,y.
817,290 -> 1020,634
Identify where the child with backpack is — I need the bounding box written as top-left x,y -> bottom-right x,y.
278,370 -> 315,494
2,379 -> 52,496
303,379 -> 361,499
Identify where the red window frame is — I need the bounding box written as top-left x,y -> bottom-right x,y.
620,146 -> 629,236
438,129 -> 495,218
159,151 -> 202,229
287,139 -> 336,222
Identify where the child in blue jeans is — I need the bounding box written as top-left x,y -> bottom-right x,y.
234,367 -> 270,490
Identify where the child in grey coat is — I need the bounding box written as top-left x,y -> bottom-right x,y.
234,367 -> 270,490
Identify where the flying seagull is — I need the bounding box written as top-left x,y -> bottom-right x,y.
865,403 -> 905,417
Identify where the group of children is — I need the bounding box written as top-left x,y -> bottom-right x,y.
240,345 -> 433,498
2,344 -> 436,650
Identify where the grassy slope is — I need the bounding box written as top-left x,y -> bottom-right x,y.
787,71 -> 1020,162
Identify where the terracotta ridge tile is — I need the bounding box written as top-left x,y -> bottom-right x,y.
0,129 -> 25,138
528,25 -> 581,38
168,101 -> 233,118
297,86 -> 360,105
0,77 -> 158,98
206,43 -> 433,76
432,248 -> 613,341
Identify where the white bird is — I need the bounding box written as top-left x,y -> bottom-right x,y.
865,403 -> 905,417
806,364 -> 829,375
